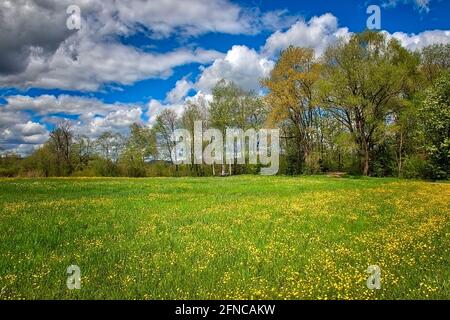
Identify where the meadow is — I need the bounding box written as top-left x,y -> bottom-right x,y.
0,176 -> 448,300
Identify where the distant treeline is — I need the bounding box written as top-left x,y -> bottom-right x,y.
1,31 -> 449,179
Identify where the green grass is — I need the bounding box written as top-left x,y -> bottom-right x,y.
0,176 -> 448,300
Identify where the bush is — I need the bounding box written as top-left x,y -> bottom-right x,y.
0,167 -> 20,177
402,155 -> 427,179
91,158 -> 119,176
72,167 -> 97,177
304,152 -> 322,174
424,163 -> 448,180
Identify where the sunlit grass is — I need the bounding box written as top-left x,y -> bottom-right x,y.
0,176 -> 448,299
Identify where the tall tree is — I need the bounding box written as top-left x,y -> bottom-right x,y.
209,80 -> 242,175
181,100 -> 208,175
421,43 -> 450,85
48,121 -> 74,175
96,131 -> 124,163
73,135 -> 94,170
120,123 -> 156,177
319,31 -> 418,175
262,46 -> 321,173
419,73 -> 450,179
154,110 -> 179,165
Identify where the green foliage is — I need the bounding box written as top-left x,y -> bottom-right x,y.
0,154 -> 21,177
262,47 -> 322,174
421,43 -> 450,84
21,144 -> 57,177
419,73 -> 450,179
154,109 -> 178,163
402,155 -> 428,179
320,31 -> 419,176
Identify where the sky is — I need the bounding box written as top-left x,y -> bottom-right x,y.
0,0 -> 449,155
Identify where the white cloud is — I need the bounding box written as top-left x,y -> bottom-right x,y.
144,43 -> 275,123
166,78 -> 194,104
147,90 -> 212,125
260,9 -> 302,32
0,30 -> 223,91
385,30 -> 450,51
0,94 -> 148,154
114,0 -> 255,38
0,0 -> 227,91
0,118 -> 49,148
0,144 -> 41,157
262,13 -> 352,57
261,12 -> 450,57
4,95 -> 126,117
147,99 -> 185,125
195,45 -> 275,93
74,108 -> 143,138
0,0 -> 292,91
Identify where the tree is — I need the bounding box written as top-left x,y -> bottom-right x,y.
262,46 -> 322,173
320,31 -> 418,175
129,123 -> 157,162
209,80 -> 244,175
120,123 -> 157,177
154,109 -> 179,167
23,144 -> 57,177
48,121 -> 74,175
96,131 -> 124,163
419,73 -> 450,179
180,100 -> 208,175
73,135 -> 94,170
421,44 -> 450,84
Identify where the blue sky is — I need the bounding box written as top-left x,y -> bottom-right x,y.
0,0 -> 449,155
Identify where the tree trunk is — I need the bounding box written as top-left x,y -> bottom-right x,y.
398,131 -> 403,177
362,143 -> 370,176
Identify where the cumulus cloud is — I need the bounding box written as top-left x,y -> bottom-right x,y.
0,94 -> 148,154
4,95 -> 126,117
147,99 -> 185,125
386,30 -> 450,51
0,25 -> 223,91
261,12 -> 450,58
147,90 -> 212,125
195,45 -> 275,93
166,78 -> 194,104
73,107 -> 144,138
0,0 -> 74,75
0,144 -> 41,157
192,15 -> 352,95
114,0 -> 255,38
0,108 -> 49,152
0,0 -> 294,91
262,13 -> 352,57
2,43 -> 222,91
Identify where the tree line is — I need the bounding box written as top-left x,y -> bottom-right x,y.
1,31 -> 449,179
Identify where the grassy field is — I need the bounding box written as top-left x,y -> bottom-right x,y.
0,176 -> 448,300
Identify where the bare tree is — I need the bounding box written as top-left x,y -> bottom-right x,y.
96,131 -> 125,163
154,109 -> 179,167
74,134 -> 94,168
181,100 -> 209,175
49,120 -> 74,175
